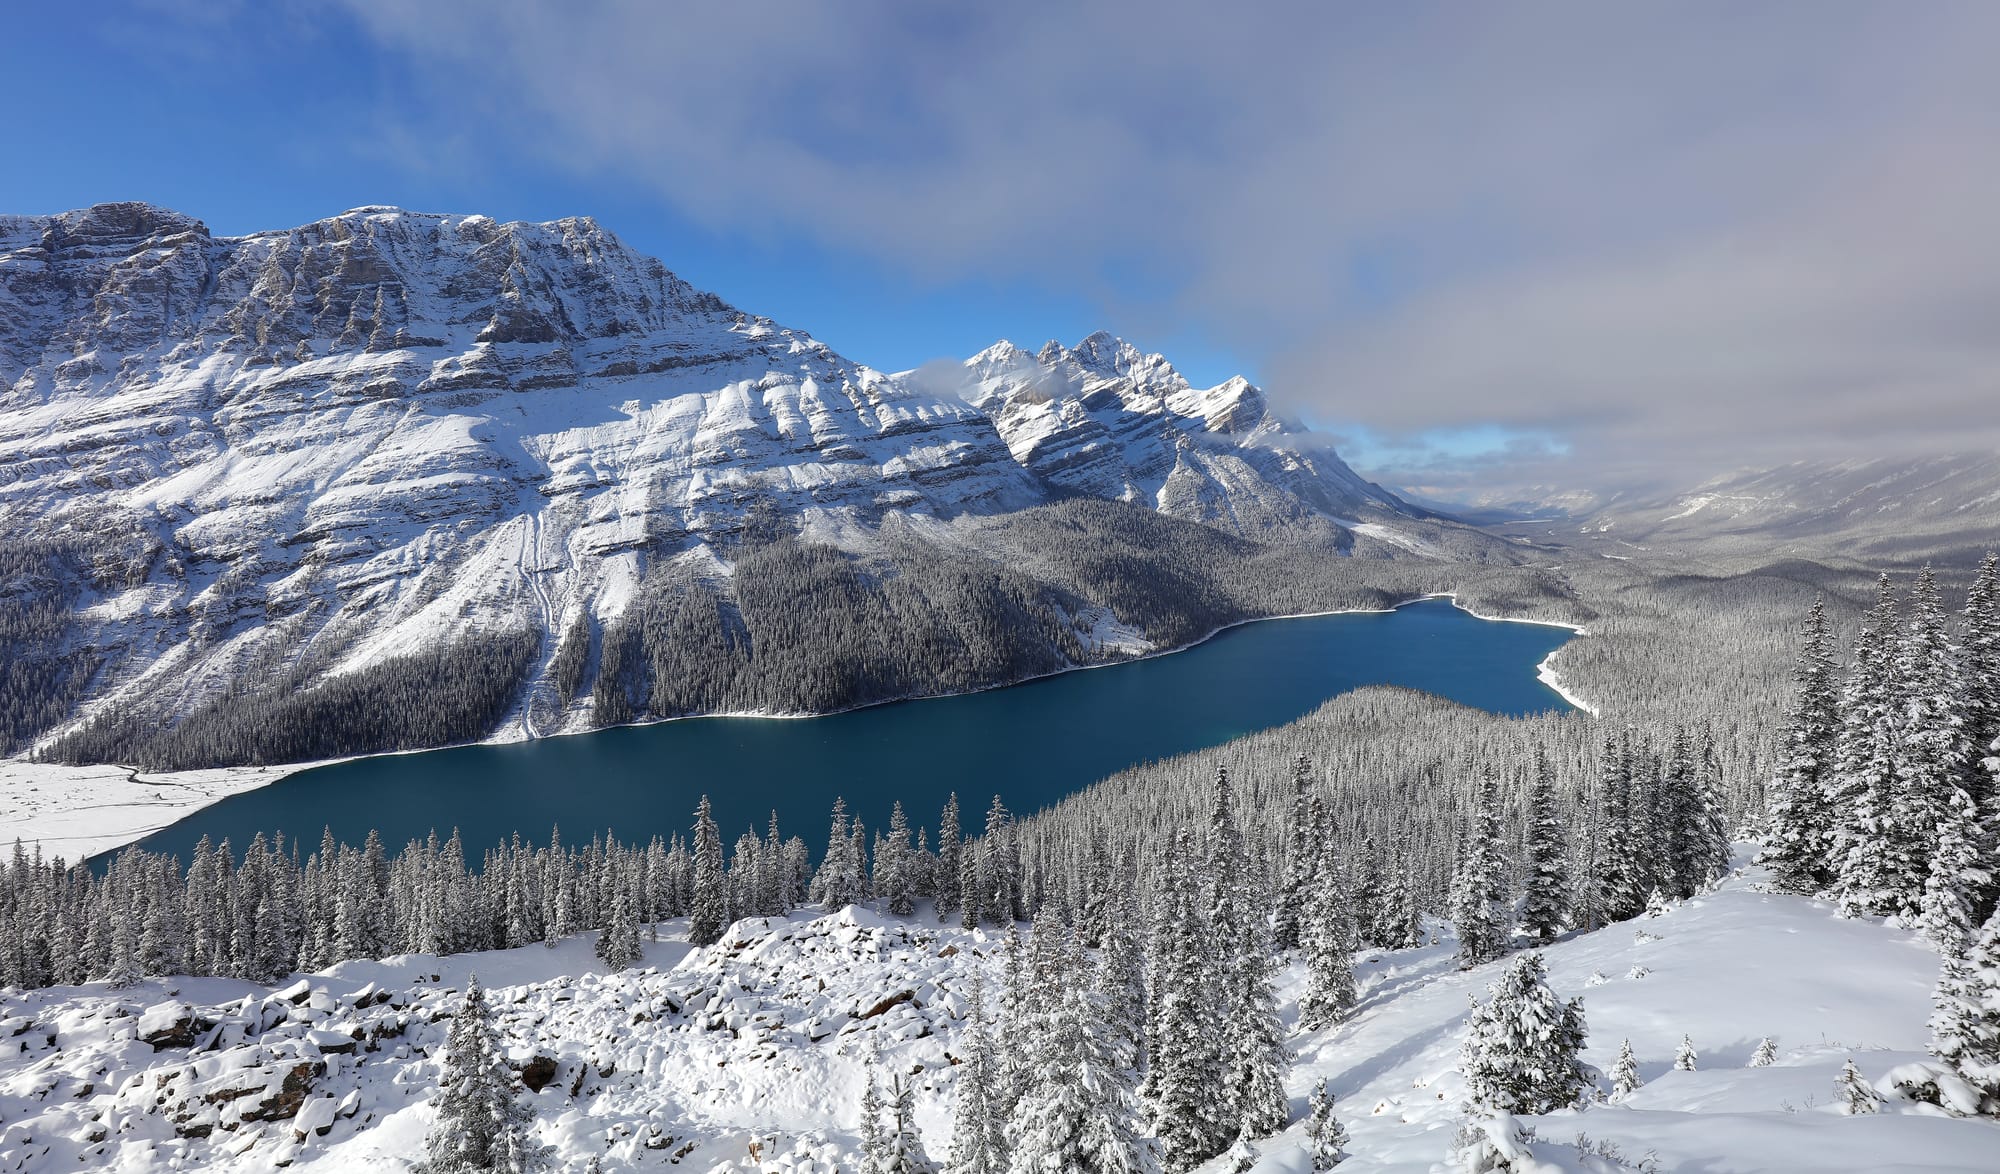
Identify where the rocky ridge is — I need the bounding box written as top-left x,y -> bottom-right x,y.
0,202 -> 1426,752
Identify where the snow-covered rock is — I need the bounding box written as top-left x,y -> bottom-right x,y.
1,862 -> 1994,1172
1,204 -> 1426,754
0,202 -> 1041,741
955,331 -> 1410,535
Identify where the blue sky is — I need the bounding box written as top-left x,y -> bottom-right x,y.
5,3 -> 1995,498
0,5 -> 1250,388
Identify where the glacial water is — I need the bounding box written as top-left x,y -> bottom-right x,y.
124,597 -> 1574,861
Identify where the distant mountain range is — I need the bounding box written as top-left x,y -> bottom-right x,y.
1522,454 -> 2000,567
0,203 -> 1434,761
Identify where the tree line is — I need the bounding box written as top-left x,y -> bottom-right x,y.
1760,557 -> 2000,946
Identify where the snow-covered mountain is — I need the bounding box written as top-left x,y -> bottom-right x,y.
1550,454 -> 2000,565
952,333 -> 1412,533
0,203 -> 1428,756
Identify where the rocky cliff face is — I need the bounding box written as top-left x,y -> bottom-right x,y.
0,203 -> 1423,751
957,332 -> 1410,535
1,203 -> 1049,725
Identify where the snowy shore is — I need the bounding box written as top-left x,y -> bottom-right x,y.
0,760 -> 308,863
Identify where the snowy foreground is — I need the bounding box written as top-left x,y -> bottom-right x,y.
2,858 -> 1994,1173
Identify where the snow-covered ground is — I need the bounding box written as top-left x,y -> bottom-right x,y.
1,853 -> 1992,1172
0,760 -> 302,863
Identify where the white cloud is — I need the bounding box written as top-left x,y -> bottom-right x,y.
324,0 -> 2000,491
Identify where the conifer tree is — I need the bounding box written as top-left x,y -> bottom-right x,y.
1202,766 -> 1289,1142
1837,1059 -> 1879,1115
1594,736 -> 1645,922
1832,577 -> 1917,920
1761,596 -> 1843,894
1521,746 -> 1570,942
1144,828 -> 1228,1172
593,881 -> 641,971
883,1069 -> 937,1174
419,976 -> 549,1173
1459,952 -> 1589,1115
1004,921 -> 1151,1174
689,795 -> 727,947
1275,754 -> 1318,951
1300,847 -> 1357,1031
1306,1079 -> 1348,1170
882,801 -> 915,917
936,794 -> 963,923
812,798 -> 862,910
1610,1038 -> 1641,1099
1930,906 -> 2000,1112
1750,1037 -> 1778,1067
1961,554 -> 2000,923
947,977 -> 1007,1174
981,796 -> 1021,924
861,1061 -> 890,1173
1451,772 -> 1511,970
1673,1035 -> 1697,1071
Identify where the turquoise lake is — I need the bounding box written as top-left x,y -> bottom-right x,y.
124,597 -> 1574,860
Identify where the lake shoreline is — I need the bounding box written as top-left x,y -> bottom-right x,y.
8,590 -> 1592,862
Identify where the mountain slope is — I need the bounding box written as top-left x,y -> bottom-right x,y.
0,203 -> 1455,764
954,332 -> 1415,536
1545,454 -> 2000,567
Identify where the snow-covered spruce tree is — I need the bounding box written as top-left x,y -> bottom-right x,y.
1144,827 -> 1228,1172
1759,596 -> 1842,894
1096,885 -> 1149,1079
861,1061 -> 890,1173
689,794 -> 727,947
1521,745 -> 1570,942
1460,952 -> 1589,1116
419,976 -> 549,1174
1962,554 -> 2000,922
592,884 -> 641,971
1922,783 -> 1991,950
993,923 -> 1030,1127
980,796 -> 1022,926
1901,568 -> 1987,947
936,793 -> 963,923
1610,1038 -> 1641,1099
1349,837 -> 1387,949
947,977 -> 1008,1174
811,797 -> 860,910
1838,1058 -> 1879,1115
1203,766 -> 1290,1142
1275,753 -> 1318,951
1306,1078 -> 1348,1170
1750,1036 -> 1779,1067
1450,771 -> 1512,970
1673,1035 -> 1697,1071
1299,845 -> 1357,1031
1378,837 -> 1425,950
885,1070 -> 938,1174
1832,577 -> 1917,920
1659,727 -> 1707,900
1930,905 -> 2000,1112
876,801 -> 915,917
1592,735 -> 1645,923
1690,727 -> 1732,890
1003,919 -> 1151,1174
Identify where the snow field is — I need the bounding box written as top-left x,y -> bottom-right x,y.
1,859 -> 1992,1173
